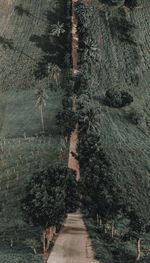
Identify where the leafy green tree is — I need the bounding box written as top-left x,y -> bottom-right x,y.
125,186 -> 150,261
104,89 -> 133,108
22,167 -> 66,252
78,108 -> 99,134
22,165 -> 79,253
65,170 -> 79,213
56,109 -> 78,138
77,132 -> 123,233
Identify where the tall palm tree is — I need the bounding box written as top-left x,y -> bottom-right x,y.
36,88 -> 48,133
47,63 -> 61,86
50,21 -> 65,37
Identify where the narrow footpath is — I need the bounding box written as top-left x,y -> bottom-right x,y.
68,0 -> 80,180
48,0 -> 99,262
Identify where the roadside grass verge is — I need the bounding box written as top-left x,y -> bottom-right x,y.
84,217 -> 150,263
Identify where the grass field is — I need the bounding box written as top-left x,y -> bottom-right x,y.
77,0 -> 150,261
78,0 -> 150,192
0,0 -> 69,261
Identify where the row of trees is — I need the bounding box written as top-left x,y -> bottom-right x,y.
75,1 -> 150,262
77,130 -> 150,261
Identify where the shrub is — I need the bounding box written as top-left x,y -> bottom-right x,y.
56,110 -> 78,137
110,16 -> 137,45
125,0 -> 138,9
104,89 -> 133,108
110,0 -> 125,5
130,110 -> 145,126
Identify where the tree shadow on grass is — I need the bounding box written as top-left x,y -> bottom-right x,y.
0,36 -> 14,50
29,33 -> 66,79
14,4 -> 31,17
29,1 -> 69,80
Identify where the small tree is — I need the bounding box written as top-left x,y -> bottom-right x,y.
47,63 -> 61,87
104,89 -> 133,108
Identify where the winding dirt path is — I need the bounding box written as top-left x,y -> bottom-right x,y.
47,1 -> 100,263
68,0 -> 80,180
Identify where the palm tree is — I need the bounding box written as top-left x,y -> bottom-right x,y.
83,38 -> 100,60
50,21 -> 65,37
36,88 -> 48,133
47,63 -> 61,86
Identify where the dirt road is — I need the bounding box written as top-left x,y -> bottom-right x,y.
48,1 -> 99,262
67,0 -> 80,180
47,212 -> 99,263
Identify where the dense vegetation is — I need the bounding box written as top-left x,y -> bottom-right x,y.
22,165 -> 79,253
75,0 -> 150,262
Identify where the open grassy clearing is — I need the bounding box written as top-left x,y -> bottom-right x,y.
0,0 -> 67,137
0,0 -> 70,261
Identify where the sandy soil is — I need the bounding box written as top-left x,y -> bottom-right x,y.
47,212 -> 99,263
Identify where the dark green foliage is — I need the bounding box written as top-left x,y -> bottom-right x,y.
78,108 -> 98,134
14,4 -> 31,17
77,132 -> 123,222
62,96 -> 73,110
22,166 -> 65,229
125,0 -> 138,9
65,170 -> 79,213
103,0 -> 138,9
22,165 -> 79,229
109,0 -> 125,5
76,0 -> 150,262
56,110 -> 78,137
84,218 -> 113,263
0,36 -> 14,50
104,89 -> 133,107
110,16 -> 137,45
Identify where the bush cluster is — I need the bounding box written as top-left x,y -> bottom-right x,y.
104,89 -> 133,108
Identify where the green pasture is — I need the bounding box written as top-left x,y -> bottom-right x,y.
79,0 -> 150,186
0,88 -> 63,138
78,0 -> 150,262
0,0 -> 69,261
